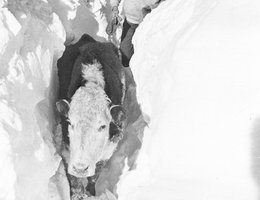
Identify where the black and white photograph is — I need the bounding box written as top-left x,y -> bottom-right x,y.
0,0 -> 260,199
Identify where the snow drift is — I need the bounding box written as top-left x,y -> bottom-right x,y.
117,0 -> 260,199
0,0 -> 66,199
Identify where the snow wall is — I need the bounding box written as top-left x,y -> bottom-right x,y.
1,0 -> 260,200
117,0 -> 260,200
0,0 -> 77,199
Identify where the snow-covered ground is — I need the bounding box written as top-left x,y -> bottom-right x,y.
1,0 -> 260,199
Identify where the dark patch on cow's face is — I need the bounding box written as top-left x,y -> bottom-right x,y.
109,122 -> 120,140
109,105 -> 126,142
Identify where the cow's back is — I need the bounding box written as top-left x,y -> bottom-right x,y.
79,42 -> 123,105
57,34 -> 96,99
67,36 -> 124,106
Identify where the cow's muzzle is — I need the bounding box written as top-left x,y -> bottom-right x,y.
68,163 -> 95,177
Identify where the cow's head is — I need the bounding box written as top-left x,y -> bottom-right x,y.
66,62 -> 125,177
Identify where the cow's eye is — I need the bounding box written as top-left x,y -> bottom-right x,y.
98,125 -> 106,132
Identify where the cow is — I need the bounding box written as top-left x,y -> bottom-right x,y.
56,34 -> 127,196
57,34 -> 125,146
67,60 -> 122,177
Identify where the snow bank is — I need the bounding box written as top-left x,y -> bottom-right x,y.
117,0 -> 260,199
0,0 -> 67,199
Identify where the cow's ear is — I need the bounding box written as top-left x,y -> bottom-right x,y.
110,105 -> 126,128
56,99 -> 70,117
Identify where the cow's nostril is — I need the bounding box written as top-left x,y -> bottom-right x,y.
83,166 -> 89,172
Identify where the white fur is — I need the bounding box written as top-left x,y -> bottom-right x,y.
81,61 -> 105,88
68,61 -> 117,177
69,61 -> 110,125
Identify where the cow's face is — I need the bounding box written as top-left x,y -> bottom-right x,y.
67,86 -> 119,178
68,110 -> 111,177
